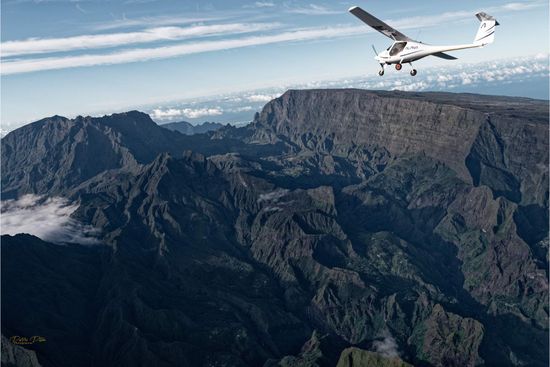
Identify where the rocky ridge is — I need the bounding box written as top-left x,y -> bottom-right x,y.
1,90 -> 548,367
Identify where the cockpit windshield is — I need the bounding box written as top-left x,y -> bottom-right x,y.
389,42 -> 407,56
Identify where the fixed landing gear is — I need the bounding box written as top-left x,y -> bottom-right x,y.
407,62 -> 417,76
377,63 -> 416,76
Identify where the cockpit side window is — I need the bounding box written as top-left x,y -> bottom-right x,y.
389,42 -> 407,56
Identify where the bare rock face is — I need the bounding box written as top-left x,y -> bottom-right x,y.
252,90 -> 483,181
0,111 -> 183,198
437,186 -> 549,328
252,89 -> 548,205
160,121 -> 224,135
409,300 -> 484,367
1,90 -> 548,367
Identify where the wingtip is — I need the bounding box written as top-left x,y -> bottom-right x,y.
348,6 -> 359,12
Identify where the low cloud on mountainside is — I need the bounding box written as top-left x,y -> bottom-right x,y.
0,195 -> 99,245
373,330 -> 401,358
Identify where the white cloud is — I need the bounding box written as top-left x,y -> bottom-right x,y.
230,106 -> 255,112
2,0 -> 543,75
247,94 -> 279,102
182,107 -> 223,119
373,330 -> 400,358
277,53 -> 548,96
286,4 -> 342,15
1,23 -> 281,57
501,2 -> 542,11
151,107 -> 223,120
91,15 -> 221,32
258,189 -> 289,203
248,1 -> 275,8
1,54 -> 546,134
151,108 -> 186,119
1,195 -> 100,245
372,0 -> 547,40
1,25 -> 366,75
75,3 -> 87,14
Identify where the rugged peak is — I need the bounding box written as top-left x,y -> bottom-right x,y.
145,151 -> 209,173
49,114 -> 70,120
161,120 -> 224,136
141,150 -> 217,187
9,114 -> 71,136
1,111 -> 186,197
1,90 -> 548,367
97,109 -> 152,120
94,110 -> 158,132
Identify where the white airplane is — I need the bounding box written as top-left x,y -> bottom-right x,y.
349,6 -> 499,76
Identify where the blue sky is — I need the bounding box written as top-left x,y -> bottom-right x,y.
1,0 -> 548,131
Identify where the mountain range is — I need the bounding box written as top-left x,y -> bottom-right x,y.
1,89 -> 548,367
160,121 -> 224,135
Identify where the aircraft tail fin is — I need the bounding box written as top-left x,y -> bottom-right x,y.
474,12 -> 499,46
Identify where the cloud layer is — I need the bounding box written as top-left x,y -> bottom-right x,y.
1,195 -> 99,245
2,0 -> 544,75
1,25 -> 365,75
151,107 -> 223,120
320,54 -> 550,93
1,23 -> 281,57
143,54 -> 548,126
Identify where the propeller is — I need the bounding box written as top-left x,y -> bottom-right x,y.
371,44 -> 378,56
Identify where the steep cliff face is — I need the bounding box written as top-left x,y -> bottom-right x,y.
1,90 -> 548,367
252,90 -> 485,180
251,89 -> 548,207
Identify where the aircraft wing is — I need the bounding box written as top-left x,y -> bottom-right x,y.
349,6 -> 414,42
432,52 -> 458,60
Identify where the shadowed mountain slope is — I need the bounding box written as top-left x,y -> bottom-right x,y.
160,121 -> 223,135
1,90 -> 548,367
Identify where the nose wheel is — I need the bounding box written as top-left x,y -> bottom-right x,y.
378,69 -> 384,76
395,63 -> 402,71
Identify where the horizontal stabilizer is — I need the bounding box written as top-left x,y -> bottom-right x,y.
432,52 -> 458,60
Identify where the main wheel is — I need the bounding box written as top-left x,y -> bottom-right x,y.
395,63 -> 402,71
378,69 -> 384,76
410,69 -> 417,76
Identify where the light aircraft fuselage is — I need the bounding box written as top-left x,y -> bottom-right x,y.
349,6 -> 499,76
